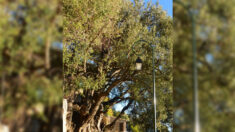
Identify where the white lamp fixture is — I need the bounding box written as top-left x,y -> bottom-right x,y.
135,57 -> 142,70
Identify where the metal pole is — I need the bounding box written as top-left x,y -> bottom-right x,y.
152,45 -> 157,132
132,40 -> 158,132
191,10 -> 200,132
174,1 -> 200,131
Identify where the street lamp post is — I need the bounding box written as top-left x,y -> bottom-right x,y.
174,1 -> 200,132
132,39 -> 157,132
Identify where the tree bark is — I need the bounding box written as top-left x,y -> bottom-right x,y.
45,27 -> 52,70
71,78 -> 128,131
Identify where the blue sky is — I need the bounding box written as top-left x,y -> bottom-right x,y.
131,0 -> 173,17
145,0 -> 172,17
158,0 -> 173,17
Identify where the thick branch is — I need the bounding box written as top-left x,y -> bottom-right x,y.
83,96 -> 105,125
45,28 -> 51,70
102,89 -> 129,107
102,79 -> 123,96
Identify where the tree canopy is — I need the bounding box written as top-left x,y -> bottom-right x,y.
63,0 -> 173,131
0,0 -> 63,131
174,0 -> 235,131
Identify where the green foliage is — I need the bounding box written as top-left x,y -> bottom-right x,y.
174,0 -> 235,131
131,124 -> 142,132
63,0 -> 173,130
0,0 -> 62,130
106,108 -> 114,117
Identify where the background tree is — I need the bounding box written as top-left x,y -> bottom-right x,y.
63,0 -> 173,131
128,2 -> 173,131
0,0 -> 63,131
174,0 -> 235,131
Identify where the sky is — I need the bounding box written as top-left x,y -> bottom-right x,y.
145,0 -> 172,17
157,0 -> 173,17
132,0 -> 173,17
